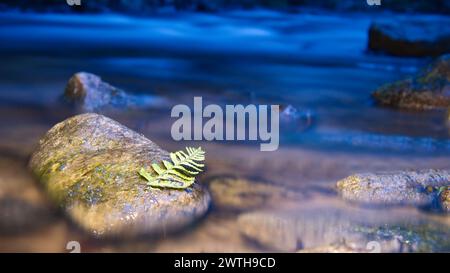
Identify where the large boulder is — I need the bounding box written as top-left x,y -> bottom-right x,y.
336,169 -> 450,209
368,18 -> 450,57
372,55 -> 450,110
29,113 -> 210,237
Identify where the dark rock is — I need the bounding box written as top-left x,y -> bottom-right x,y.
29,113 -> 210,237
64,72 -> 163,112
372,55 -> 450,110
336,169 -> 450,208
368,18 -> 450,57
0,157 -> 56,235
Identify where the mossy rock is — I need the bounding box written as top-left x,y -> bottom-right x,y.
29,113 -> 210,237
353,222 -> 450,252
337,169 -> 450,209
372,54 -> 450,110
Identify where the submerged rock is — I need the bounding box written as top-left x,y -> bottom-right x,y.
368,18 -> 450,57
372,54 -> 450,110
208,176 -> 301,212
353,223 -> 450,253
238,209 -> 450,252
64,72 -> 163,112
29,113 -> 210,237
237,209 -> 379,252
337,169 -> 450,209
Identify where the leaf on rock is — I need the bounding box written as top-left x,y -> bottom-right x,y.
139,147 -> 205,189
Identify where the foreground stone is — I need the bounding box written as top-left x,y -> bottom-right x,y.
29,113 -> 210,237
336,169 -> 450,209
64,72 -> 163,112
372,54 -> 450,110
238,209 -> 450,252
368,18 -> 450,57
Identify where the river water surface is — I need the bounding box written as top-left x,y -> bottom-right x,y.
0,10 -> 449,252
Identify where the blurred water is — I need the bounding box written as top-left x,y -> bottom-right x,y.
0,10 -> 448,153
0,9 -> 450,253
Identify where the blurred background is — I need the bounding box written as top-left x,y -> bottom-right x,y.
0,0 -> 449,252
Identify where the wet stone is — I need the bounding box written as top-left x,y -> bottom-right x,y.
372,54 -> 450,110
29,113 -> 211,237
337,169 -> 450,209
237,208 -> 450,252
64,72 -> 163,112
368,18 -> 450,57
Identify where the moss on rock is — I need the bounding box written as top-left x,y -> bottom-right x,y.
372,54 -> 450,110
29,113 -> 210,237
337,169 -> 450,209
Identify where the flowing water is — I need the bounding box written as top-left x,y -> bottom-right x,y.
0,10 -> 449,252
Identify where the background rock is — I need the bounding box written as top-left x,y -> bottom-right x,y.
29,113 -> 210,237
368,18 -> 450,57
337,169 -> 450,208
372,55 -> 450,110
64,72 -> 164,112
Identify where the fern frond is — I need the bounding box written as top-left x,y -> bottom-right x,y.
139,146 -> 205,189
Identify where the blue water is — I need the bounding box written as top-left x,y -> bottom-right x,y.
0,10 -> 449,154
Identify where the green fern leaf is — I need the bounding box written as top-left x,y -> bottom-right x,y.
138,146 -> 205,189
